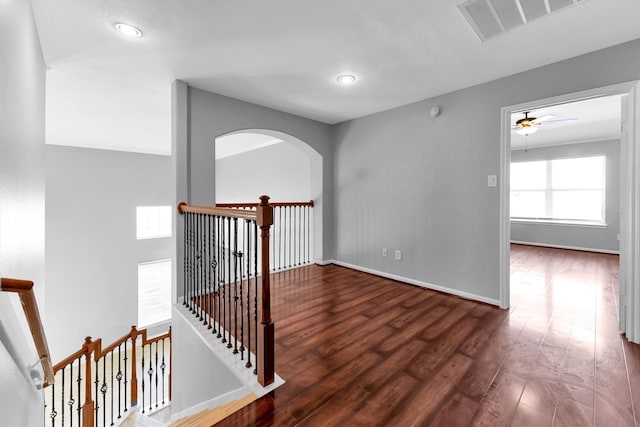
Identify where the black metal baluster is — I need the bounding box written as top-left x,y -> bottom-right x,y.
233,217 -> 239,355
298,205 -> 302,266
161,339 -> 166,405
50,383 -> 56,427
76,357 -> 82,425
206,214 -> 212,329
189,212 -> 195,313
101,358 -> 107,427
217,216 -> 222,339
61,366 -> 65,426
148,345 -> 153,413
110,350 -> 114,426
293,205 -> 298,266
183,211 -> 187,306
288,206 -> 293,268
117,344 -> 122,419
212,215 -> 218,336
221,216 -> 226,343
253,221 -> 259,374
141,346 -> 145,414
227,216 -> 232,349
246,220 -> 252,369
94,360 -> 99,424
307,206 -> 311,263
123,341 -> 128,413
69,361 -> 74,427
155,342 -> 159,408
199,213 -> 205,322
278,206 -> 283,270
239,220 -> 246,360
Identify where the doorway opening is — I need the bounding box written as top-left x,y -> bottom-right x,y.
499,82 -> 640,342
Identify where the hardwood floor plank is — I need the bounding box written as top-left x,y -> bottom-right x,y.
214,247 -> 640,427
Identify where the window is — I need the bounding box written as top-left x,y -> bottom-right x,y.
138,260 -> 172,327
136,206 -> 172,239
510,156 -> 606,223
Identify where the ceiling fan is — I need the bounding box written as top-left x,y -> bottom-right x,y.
512,111 -> 577,135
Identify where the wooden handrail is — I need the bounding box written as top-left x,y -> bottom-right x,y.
178,202 -> 257,220
216,199 -> 314,208
1,277 -> 55,385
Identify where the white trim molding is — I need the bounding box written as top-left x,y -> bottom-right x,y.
329,260 -> 500,307
510,240 -> 620,255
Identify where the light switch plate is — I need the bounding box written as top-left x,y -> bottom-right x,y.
488,175 -> 497,187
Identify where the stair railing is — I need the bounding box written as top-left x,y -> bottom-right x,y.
43,325 -> 172,427
216,199 -> 314,271
178,195 -> 275,386
0,277 -> 55,385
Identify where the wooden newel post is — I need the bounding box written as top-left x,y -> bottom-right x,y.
82,337 -> 95,427
130,325 -> 139,407
256,195 -> 275,386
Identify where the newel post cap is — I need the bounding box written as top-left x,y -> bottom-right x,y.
256,195 -> 273,227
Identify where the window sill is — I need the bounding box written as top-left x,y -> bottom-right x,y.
510,218 -> 607,228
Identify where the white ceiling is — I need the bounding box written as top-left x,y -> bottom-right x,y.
31,0 -> 640,155
510,94 -> 623,150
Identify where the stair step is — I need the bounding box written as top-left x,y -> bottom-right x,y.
172,393 -> 257,427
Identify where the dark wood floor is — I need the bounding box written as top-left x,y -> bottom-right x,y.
217,244 -> 640,426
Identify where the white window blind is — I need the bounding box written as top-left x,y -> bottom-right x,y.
511,156 -> 606,223
136,206 -> 172,239
138,259 -> 172,327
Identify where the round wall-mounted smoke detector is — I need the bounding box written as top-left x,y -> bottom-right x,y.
430,105 -> 442,118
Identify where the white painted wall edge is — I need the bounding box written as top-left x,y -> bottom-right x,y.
170,385 -> 250,422
174,303 -> 284,396
324,260 -> 501,307
510,240 -> 620,255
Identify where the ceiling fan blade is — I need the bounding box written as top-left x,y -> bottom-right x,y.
533,114 -> 555,123
542,118 -> 578,124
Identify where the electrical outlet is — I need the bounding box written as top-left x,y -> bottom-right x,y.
395,250 -> 402,261
382,248 -> 388,257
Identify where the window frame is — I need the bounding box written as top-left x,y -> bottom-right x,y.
510,155 -> 607,226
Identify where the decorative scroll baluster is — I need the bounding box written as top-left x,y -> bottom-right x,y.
50,383 -> 57,427
161,339 -> 166,405
155,342 -> 159,408
77,356 -> 82,426
101,358 -> 107,427
110,349 -> 114,426
117,344 -> 122,419
147,344 -> 153,412
221,217 -> 227,343
68,361 -> 74,427
233,217 -> 239,355
141,344 -> 146,414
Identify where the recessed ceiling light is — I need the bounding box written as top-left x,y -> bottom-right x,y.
336,74 -> 356,85
114,23 -> 142,38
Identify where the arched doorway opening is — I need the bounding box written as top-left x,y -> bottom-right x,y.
214,129 -> 323,265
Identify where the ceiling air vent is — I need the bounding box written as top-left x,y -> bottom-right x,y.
458,0 -> 588,41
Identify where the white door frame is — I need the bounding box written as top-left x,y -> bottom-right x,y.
499,81 -> 640,342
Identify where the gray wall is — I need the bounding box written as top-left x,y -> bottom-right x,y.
0,0 -> 46,423
170,309 -> 244,417
179,87 -> 334,259
511,140 -> 620,252
332,39 -> 640,303
216,142 -> 311,203
45,146 -> 173,361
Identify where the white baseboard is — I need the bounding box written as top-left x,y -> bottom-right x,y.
326,260 -> 501,307
510,240 -> 620,255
